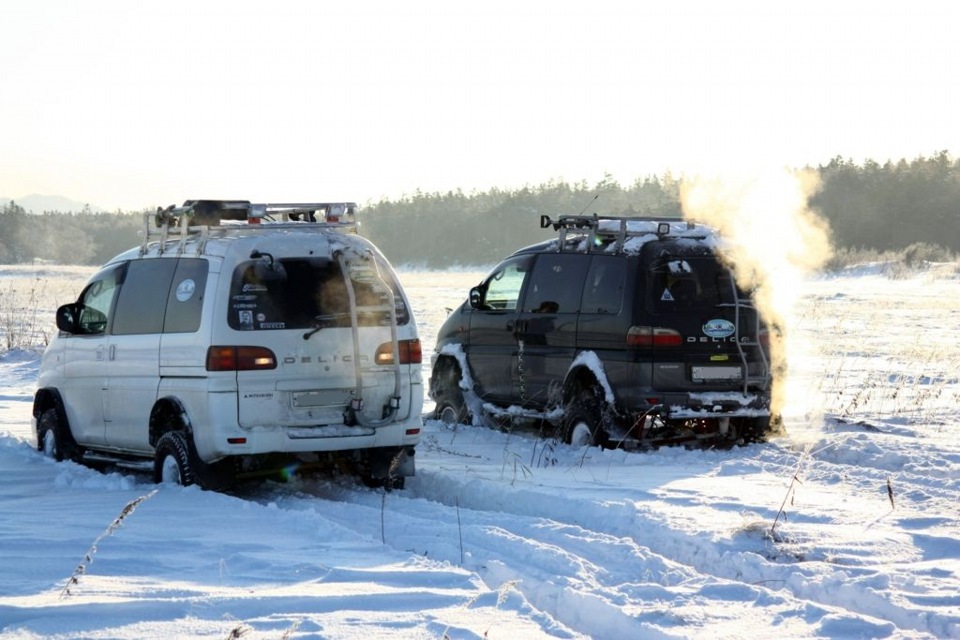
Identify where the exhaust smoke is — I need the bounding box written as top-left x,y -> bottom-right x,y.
679,169 -> 833,432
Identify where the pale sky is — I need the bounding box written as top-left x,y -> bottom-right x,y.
2,0 -> 959,212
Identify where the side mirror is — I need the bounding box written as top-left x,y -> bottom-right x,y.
56,303 -> 79,334
468,286 -> 483,309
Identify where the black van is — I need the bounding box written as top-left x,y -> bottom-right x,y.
429,214 -> 775,449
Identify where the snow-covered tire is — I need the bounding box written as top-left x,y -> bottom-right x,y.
561,384 -> 610,448
153,431 -> 197,486
562,402 -> 603,447
36,408 -> 82,462
435,395 -> 469,427
432,362 -> 470,426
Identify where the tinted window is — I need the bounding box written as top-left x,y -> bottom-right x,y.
112,259 -> 178,335
581,255 -> 626,315
648,256 -> 741,313
522,254 -> 588,313
76,266 -> 123,334
227,257 -> 409,331
163,259 -> 208,333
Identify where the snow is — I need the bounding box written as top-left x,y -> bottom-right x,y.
1,267 -> 959,639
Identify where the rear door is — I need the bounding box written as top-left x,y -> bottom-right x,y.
513,253 -> 588,408
644,251 -> 765,392
104,258 -> 179,452
229,254 -> 413,430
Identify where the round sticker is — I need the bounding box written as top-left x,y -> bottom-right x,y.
175,279 -> 196,302
702,319 -> 736,339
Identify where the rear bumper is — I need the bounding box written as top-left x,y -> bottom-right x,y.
656,390 -> 770,419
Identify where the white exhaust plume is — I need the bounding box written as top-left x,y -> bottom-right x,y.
680,168 -> 833,430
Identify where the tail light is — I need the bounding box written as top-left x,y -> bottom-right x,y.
206,346 -> 277,371
627,326 -> 682,347
375,339 -> 422,365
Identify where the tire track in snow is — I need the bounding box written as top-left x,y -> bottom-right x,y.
399,428 -> 958,638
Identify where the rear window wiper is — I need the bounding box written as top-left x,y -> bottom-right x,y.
302,313 -> 346,340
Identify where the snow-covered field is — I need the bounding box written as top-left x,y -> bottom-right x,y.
0,265 -> 958,639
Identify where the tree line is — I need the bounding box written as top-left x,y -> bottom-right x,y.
1,152 -> 957,267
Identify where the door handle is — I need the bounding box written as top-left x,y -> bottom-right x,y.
506,320 -> 526,334
109,344 -> 117,360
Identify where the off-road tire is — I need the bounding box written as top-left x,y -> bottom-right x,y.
561,387 -> 608,448
432,363 -> 470,427
153,431 -> 197,486
36,408 -> 82,463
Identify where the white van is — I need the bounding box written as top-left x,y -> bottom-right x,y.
33,200 -> 422,489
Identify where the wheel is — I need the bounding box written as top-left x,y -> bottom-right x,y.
432,363 -> 470,426
153,431 -> 197,486
435,395 -> 469,427
561,387 -> 607,447
36,408 -> 82,462
738,416 -> 773,443
562,403 -> 603,447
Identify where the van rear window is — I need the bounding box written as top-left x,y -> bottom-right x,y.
647,256 -> 744,313
228,257 -> 409,331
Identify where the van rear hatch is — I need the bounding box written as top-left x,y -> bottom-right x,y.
222,254 -> 416,431
637,250 -> 769,393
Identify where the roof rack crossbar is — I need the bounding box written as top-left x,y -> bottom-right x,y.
140,199 -> 360,255
540,213 -> 707,253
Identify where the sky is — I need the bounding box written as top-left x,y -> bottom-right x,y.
1,267 -> 959,638
2,0 -> 959,212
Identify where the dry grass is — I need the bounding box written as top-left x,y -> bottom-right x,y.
0,265 -> 95,350
60,490 -> 158,598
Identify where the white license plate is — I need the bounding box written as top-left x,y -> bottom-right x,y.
691,366 -> 742,382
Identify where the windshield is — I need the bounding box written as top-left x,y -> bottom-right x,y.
228,257 -> 408,331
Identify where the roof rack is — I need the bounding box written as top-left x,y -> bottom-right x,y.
539,214 -> 709,253
141,199 -> 359,256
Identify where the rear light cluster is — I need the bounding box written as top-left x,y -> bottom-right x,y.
206,339 -> 422,372
627,326 -> 682,347
206,346 -> 277,371
375,339 -> 422,365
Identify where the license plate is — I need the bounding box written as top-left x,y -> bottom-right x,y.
691,366 -> 742,382
292,389 -> 353,408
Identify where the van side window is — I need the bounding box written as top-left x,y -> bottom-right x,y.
522,254 -> 589,314
580,256 -> 626,315
480,257 -> 531,310
75,266 -> 123,335
112,259 -> 178,335
163,259 -> 209,333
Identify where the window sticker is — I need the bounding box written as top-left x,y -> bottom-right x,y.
702,318 -> 736,338
661,288 -> 675,302
175,278 -> 196,302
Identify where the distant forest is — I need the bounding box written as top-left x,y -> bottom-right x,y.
1,152 -> 958,267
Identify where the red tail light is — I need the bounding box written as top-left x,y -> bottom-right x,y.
627,326 -> 683,347
206,346 -> 277,371
375,339 -> 422,365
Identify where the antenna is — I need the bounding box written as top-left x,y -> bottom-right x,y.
576,194 -> 599,216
